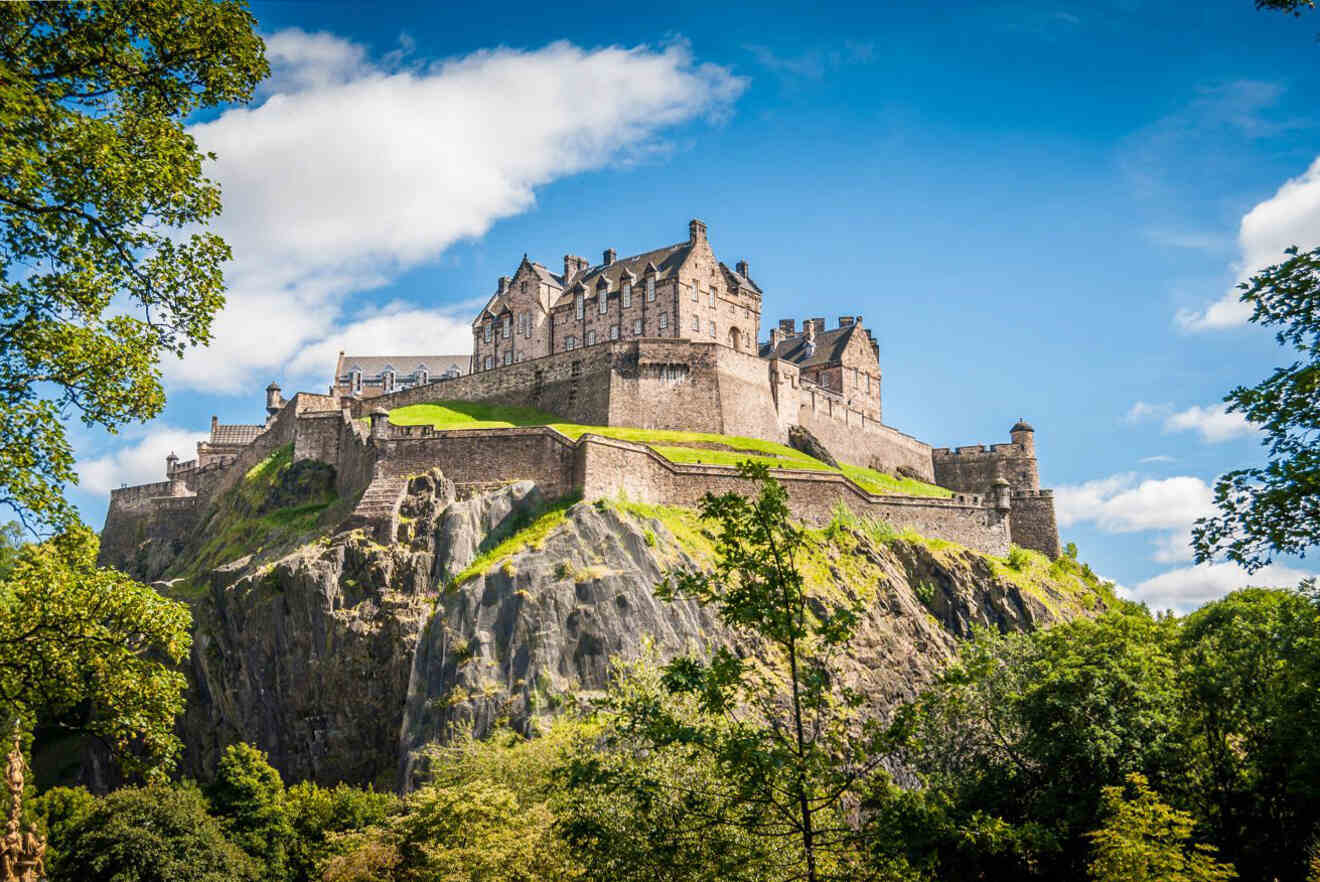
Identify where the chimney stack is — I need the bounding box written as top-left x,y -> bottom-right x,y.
210,415 -> 218,435
838,316 -> 855,327
563,254 -> 588,283
736,259 -> 749,277
770,328 -> 782,348
779,318 -> 796,335
688,218 -> 707,243
603,248 -> 616,266
498,276 -> 510,294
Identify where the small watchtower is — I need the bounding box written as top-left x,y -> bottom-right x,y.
266,382 -> 284,423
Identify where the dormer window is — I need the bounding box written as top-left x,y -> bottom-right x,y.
622,282 -> 632,308
484,321 -> 492,343
575,294 -> 584,319
598,287 -> 608,314
503,316 -> 511,338
646,277 -> 655,301
350,367 -> 362,394
416,365 -> 428,386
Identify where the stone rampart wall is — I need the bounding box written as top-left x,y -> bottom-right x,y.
1008,490 -> 1060,559
932,444 -> 1039,494
575,435 -> 1011,556
373,426 -> 579,499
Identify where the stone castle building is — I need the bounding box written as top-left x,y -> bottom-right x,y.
103,218 -> 1061,570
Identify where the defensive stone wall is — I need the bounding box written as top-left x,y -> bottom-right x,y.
1008,490 -> 1060,559
372,426 -> 580,500
932,443 -> 1039,494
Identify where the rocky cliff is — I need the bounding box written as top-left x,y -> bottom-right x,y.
117,449 -> 1109,791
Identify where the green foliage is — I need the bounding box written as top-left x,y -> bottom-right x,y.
30,784 -> 95,873
0,525 -> 191,777
325,726 -> 582,881
209,743 -> 293,880
57,784 -> 259,882
1005,544 -> 1032,571
389,400 -> 952,498
645,462 -> 893,882
1065,541 -> 1079,560
1087,774 -> 1236,882
1191,246 -> 1320,570
285,780 -> 396,882
0,1 -> 268,531
447,492 -> 582,588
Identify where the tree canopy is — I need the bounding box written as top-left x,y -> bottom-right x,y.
0,1 -> 267,531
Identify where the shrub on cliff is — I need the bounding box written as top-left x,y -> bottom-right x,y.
209,743 -> 294,881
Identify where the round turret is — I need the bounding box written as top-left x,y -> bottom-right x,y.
166,451 -> 178,477
1010,417 -> 1035,453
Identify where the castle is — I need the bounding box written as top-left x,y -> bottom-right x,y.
100,219 -> 1060,570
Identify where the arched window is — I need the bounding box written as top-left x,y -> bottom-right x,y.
728,326 -> 742,351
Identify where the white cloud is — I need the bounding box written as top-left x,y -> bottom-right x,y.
1163,403 -> 1255,442
1134,561 -> 1314,613
1125,400 -> 1256,443
170,32 -> 745,393
1055,473 -> 1214,532
77,427 -> 209,496
1139,454 -> 1175,464
1150,527 -> 1196,564
1179,156 -> 1320,331
284,304 -> 475,382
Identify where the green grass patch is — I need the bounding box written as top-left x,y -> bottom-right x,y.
448,492 -> 582,589
392,400 -> 951,498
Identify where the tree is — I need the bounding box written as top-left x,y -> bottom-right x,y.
0,1 -> 267,532
1191,248 -> 1320,570
57,784 -> 258,882
209,743 -> 293,881
0,526 -> 191,777
284,780 -> 396,882
1087,774 -> 1235,882
888,606 -> 1185,880
620,462 -> 898,881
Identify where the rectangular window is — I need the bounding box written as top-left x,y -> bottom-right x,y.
483,355 -> 492,370
503,317 -> 511,338
484,322 -> 492,343
609,324 -> 619,340
646,278 -> 655,301
709,319 -> 716,338
586,329 -> 596,345
691,314 -> 700,331
691,284 -> 698,302
565,335 -> 576,350
659,311 -> 668,329
503,351 -> 512,365
575,295 -> 583,319
708,289 -> 715,307
622,283 -> 632,308
633,318 -> 642,335
598,291 -> 608,314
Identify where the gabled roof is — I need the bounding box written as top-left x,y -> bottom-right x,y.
334,354 -> 469,380
209,424 -> 264,446
759,323 -> 864,369
551,242 -> 691,308
720,262 -> 762,295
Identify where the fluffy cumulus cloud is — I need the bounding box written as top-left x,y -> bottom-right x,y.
1126,400 -> 1256,443
1055,472 -> 1214,533
77,427 -> 210,496
1179,156 -> 1320,331
169,31 -> 746,393
1134,561 -> 1313,613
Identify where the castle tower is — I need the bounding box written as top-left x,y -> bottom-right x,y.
266,382 -> 283,423
166,451 -> 178,477
1010,418 -> 1035,456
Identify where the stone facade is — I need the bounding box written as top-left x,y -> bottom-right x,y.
331,354 -> 467,399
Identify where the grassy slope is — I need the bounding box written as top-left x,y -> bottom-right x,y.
388,401 -> 951,498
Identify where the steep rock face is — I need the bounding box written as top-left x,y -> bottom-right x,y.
162,472 -> 1101,791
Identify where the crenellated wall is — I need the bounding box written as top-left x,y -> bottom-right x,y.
932,442 -> 1039,494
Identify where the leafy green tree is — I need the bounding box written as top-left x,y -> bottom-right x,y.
325,726 -> 583,882
0,1 -> 267,531
0,526 -> 191,777
285,780 -> 396,882
57,784 -> 258,882
1087,774 -> 1235,882
1175,588 -> 1320,882
620,462 -> 899,881
209,743 -> 293,881
889,606 -> 1184,880
1191,248 -> 1320,570
30,784 -> 96,876
556,652 -> 787,882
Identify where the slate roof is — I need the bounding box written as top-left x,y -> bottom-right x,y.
209,424 -> 264,446
334,355 -> 469,380
758,323 -> 862,369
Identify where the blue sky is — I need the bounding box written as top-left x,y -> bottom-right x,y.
71,0 -> 1320,610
